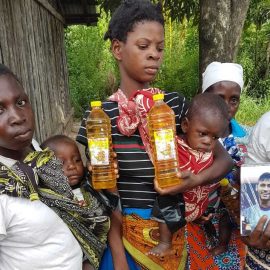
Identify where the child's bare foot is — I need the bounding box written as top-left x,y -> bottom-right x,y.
147,241 -> 174,257
210,244 -> 228,256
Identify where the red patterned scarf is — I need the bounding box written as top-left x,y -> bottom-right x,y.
108,88 -> 163,161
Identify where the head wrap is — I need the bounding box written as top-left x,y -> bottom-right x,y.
202,62 -> 244,92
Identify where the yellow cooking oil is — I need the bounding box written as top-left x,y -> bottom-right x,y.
147,94 -> 181,188
86,101 -> 116,189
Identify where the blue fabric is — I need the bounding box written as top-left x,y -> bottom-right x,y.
122,207 -> 152,219
99,246 -> 141,270
230,118 -> 246,138
99,208 -> 151,270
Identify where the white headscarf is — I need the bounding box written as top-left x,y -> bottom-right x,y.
202,62 -> 244,92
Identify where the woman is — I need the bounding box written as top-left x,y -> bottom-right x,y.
77,1 -> 232,269
0,64 -> 82,269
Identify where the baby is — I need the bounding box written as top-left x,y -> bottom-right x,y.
41,135 -> 117,270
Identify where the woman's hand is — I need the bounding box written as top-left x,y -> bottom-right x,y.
87,152 -> 119,178
154,170 -> 201,195
241,216 -> 270,250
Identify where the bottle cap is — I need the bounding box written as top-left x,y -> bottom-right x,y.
220,178 -> 229,186
91,101 -> 101,107
153,93 -> 164,101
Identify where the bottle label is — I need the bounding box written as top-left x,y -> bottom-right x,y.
154,129 -> 176,161
88,138 -> 109,165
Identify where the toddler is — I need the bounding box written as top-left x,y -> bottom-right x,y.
151,93 -> 229,256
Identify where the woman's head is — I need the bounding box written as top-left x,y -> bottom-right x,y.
0,64 -> 35,159
41,135 -> 84,187
181,93 -> 229,153
106,0 -> 165,92
202,62 -> 243,119
104,0 -> 164,43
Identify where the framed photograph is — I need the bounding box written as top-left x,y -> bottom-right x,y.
240,163 -> 270,236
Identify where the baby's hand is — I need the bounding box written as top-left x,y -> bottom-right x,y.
78,200 -> 87,207
154,170 -> 200,195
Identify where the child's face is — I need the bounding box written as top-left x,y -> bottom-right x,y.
182,113 -> 227,153
207,82 -> 241,119
0,75 -> 35,156
53,141 -> 84,187
113,21 -> 164,89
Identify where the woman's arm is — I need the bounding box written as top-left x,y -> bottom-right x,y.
155,141 -> 233,195
108,210 -> 129,270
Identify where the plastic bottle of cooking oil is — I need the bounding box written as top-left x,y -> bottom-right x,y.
86,101 -> 116,189
220,178 -> 240,225
147,93 -> 181,188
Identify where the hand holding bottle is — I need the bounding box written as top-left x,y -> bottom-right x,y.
87,151 -> 119,185
154,170 -> 201,195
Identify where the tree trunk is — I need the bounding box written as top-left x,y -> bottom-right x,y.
199,0 -> 250,89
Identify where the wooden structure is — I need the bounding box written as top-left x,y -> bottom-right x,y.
0,0 -> 98,142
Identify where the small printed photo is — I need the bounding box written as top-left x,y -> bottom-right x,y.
240,163 -> 270,236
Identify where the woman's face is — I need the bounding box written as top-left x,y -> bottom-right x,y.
0,74 -> 35,158
112,21 -> 164,91
207,81 -> 241,119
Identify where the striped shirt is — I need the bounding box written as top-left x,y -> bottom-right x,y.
76,91 -> 189,209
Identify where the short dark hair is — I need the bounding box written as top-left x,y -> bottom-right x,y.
258,172 -> 270,182
186,92 -> 229,122
0,64 -> 20,83
41,134 -> 76,151
104,0 -> 164,42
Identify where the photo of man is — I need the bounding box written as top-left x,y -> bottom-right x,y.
257,172 -> 270,209
241,170 -> 270,235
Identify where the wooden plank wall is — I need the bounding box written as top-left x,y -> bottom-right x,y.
0,0 -> 73,143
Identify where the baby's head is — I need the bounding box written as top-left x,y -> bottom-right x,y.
202,62 -> 243,120
41,135 -> 84,187
0,64 -> 35,160
104,0 -> 164,43
181,93 -> 229,153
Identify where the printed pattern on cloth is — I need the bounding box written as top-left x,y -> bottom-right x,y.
177,137 -> 219,222
0,150 -> 110,270
186,211 -> 246,270
245,248 -> 270,270
122,214 -> 187,270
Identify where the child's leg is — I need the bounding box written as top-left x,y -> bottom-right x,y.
148,222 -> 173,257
210,210 -> 232,256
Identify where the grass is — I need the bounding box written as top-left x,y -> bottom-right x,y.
236,93 -> 270,126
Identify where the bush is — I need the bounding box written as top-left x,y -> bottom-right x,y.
236,93 -> 270,125
65,12 -> 118,118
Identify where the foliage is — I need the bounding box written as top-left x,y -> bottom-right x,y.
154,18 -> 199,98
66,1 -> 270,123
236,93 -> 270,125
163,0 -> 199,23
98,0 -> 199,23
238,2 -> 270,99
66,12 -> 199,114
65,12 -> 118,117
